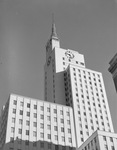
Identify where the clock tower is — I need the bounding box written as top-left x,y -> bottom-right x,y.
44,20 -> 85,104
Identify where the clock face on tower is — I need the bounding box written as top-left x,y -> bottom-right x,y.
65,50 -> 74,59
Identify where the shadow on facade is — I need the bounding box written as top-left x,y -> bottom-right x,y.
1,138 -> 77,150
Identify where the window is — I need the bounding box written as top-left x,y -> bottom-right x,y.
55,135 -> 58,140
25,140 -> 29,145
110,137 -> 113,142
40,114 -> 44,119
60,118 -> 64,123
62,146 -> 66,150
78,111 -> 80,114
85,147 -> 87,150
11,127 -> 15,133
88,144 -> 90,149
68,129 -> 71,133
90,119 -> 93,123
100,116 -> 103,119
68,138 -> 72,143
33,131 -> 37,137
33,142 -> 37,147
54,126 -> 58,131
40,123 -> 44,129
111,146 -> 115,150
62,136 -> 65,142
26,120 -> 30,126
20,102 -> 23,106
13,109 -> 16,114
26,130 -> 29,135
67,120 -> 70,124
13,100 -> 17,105
86,132 -> 89,136
54,117 -> 57,122
33,122 -> 37,127
18,140 -> 22,144
55,145 -> 59,150
95,115 -> 97,118
48,134 -> 51,139
48,143 -> 51,149
27,103 -> 30,108
40,133 -> 44,138
84,112 -> 86,116
33,113 -> 37,118
88,107 -> 91,111
94,137 -> 96,143
105,145 -> 108,150
103,136 -> 106,141
27,112 -> 30,117
34,105 -> 37,109
54,109 -> 57,114
47,125 -> 51,130
40,142 -> 44,148
19,129 -> 22,134
60,110 -> 63,115
61,127 -> 64,132
47,107 -> 50,112
19,119 -> 23,125
20,110 -> 23,115
47,116 -> 51,121
40,106 -> 44,111
66,111 -> 70,116
10,137 -> 14,143
12,118 -> 15,123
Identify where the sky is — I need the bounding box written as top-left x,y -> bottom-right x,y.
0,0 -> 117,132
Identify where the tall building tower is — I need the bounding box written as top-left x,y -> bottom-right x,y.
44,21 -> 85,105
108,53 -> 117,92
44,21 -> 114,146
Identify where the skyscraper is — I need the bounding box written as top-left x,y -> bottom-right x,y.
108,53 -> 117,92
0,21 -> 117,150
44,20 -> 115,147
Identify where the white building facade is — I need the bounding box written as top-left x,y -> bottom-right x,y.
65,65 -> 114,147
0,94 -> 76,150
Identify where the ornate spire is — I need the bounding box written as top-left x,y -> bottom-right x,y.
51,14 -> 58,39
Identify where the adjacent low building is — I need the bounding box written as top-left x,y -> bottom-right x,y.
0,94 -> 76,150
78,130 -> 117,150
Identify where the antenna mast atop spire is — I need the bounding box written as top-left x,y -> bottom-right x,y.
51,14 -> 58,39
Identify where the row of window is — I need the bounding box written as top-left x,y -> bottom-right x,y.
73,68 -> 101,79
12,103 -> 70,115
11,125 -> 71,133
12,117 -> 70,124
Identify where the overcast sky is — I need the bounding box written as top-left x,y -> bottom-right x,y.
0,0 -> 117,132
